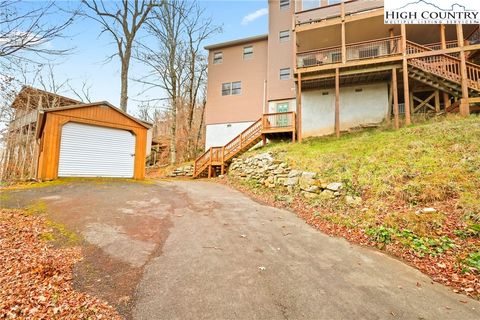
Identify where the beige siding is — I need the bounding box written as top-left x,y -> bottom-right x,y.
205,38 -> 268,125
267,0 -> 296,102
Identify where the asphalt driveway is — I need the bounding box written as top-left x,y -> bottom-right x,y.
2,179 -> 479,319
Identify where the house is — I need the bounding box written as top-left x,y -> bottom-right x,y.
1,87 -> 151,181
194,0 -> 480,178
0,87 -> 81,181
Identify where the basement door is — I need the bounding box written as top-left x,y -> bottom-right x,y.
58,122 -> 135,178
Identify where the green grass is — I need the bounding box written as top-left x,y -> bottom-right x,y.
239,115 -> 480,268
248,115 -> 480,220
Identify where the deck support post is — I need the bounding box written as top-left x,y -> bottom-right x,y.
434,90 -> 441,113
439,24 -> 451,112
341,2 -> 346,64
296,73 -> 302,142
456,24 -> 470,117
392,68 -> 399,130
401,24 -> 412,125
335,68 -> 340,138
221,146 -> 225,175
262,134 -> 266,146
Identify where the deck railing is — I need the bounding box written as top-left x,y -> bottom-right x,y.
9,109 -> 38,130
295,0 -> 384,26
262,112 -> 296,132
423,40 -> 458,51
193,112 -> 296,177
297,36 -> 401,68
406,41 -> 480,91
223,119 -> 262,162
466,26 -> 480,45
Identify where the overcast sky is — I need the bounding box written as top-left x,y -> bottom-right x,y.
12,0 -> 270,118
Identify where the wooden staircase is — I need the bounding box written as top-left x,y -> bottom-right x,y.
193,112 -> 296,178
406,40 -> 480,98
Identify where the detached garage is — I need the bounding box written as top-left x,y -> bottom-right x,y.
36,102 -> 150,180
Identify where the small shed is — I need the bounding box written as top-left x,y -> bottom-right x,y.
36,102 -> 150,180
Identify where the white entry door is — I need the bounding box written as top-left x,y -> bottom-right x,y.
58,122 -> 135,178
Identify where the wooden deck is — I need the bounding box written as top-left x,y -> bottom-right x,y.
193,112 -> 295,178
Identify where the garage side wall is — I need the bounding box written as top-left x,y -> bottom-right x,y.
37,106 -> 147,180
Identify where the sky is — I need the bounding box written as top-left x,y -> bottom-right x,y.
12,0 -> 270,119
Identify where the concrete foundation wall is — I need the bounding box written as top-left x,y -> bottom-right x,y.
205,121 -> 255,149
302,82 -> 389,137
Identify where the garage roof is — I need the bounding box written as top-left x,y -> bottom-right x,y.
36,101 -> 152,138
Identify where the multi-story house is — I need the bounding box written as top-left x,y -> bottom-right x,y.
0,86 -> 81,181
194,0 -> 480,178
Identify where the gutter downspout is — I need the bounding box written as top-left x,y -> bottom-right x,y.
263,79 -> 267,114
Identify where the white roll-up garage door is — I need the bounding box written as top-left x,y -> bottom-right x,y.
58,122 -> 135,178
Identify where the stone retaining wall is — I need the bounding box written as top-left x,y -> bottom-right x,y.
229,152 -> 361,204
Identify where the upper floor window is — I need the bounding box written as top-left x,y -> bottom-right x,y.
328,0 -> 342,5
213,52 -> 223,64
280,68 -> 291,80
279,30 -> 290,42
243,46 -> 253,60
280,0 -> 290,9
302,0 -> 319,10
222,81 -> 242,96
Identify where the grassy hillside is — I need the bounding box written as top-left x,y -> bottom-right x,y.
235,115 -> 480,296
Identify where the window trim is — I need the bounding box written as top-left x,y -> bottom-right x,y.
213,51 -> 223,64
279,68 -> 291,80
243,45 -> 254,60
279,30 -> 290,42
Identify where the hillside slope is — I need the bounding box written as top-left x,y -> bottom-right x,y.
231,115 -> 480,297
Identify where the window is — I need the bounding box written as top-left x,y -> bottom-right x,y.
302,0 -> 319,10
279,30 -> 290,42
213,52 -> 223,64
222,83 -> 231,96
243,46 -> 253,60
280,68 -> 291,80
328,0 -> 342,5
222,81 -> 242,96
280,0 -> 290,9
232,81 -> 242,95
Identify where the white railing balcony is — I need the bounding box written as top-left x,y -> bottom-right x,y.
295,0 -> 384,27
9,109 -> 38,130
297,36 -> 402,69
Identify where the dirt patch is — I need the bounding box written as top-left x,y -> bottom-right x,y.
74,215 -> 172,319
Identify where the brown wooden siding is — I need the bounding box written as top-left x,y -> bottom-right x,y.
37,105 -> 147,180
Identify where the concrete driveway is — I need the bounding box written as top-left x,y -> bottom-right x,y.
2,180 -> 479,319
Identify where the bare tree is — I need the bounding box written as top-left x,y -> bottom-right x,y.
68,79 -> 93,103
183,6 -> 219,158
137,0 -> 189,164
0,1 -> 76,59
82,0 -> 159,112
136,0 -> 219,164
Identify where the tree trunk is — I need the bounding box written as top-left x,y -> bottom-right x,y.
170,99 -> 177,164
120,51 -> 130,111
